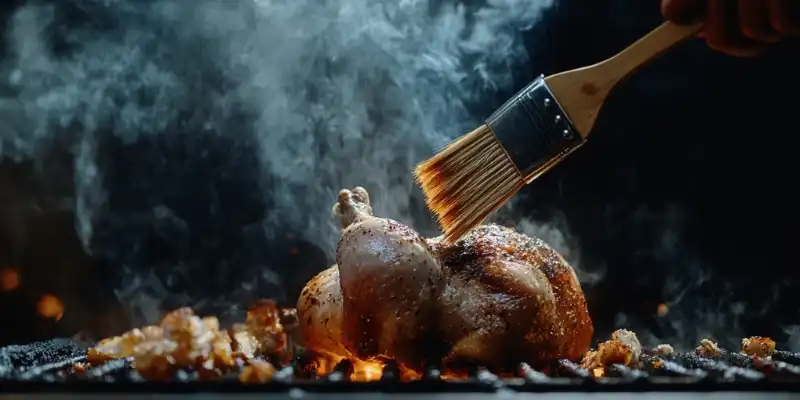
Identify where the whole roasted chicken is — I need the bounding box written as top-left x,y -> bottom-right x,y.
298,187 -> 593,371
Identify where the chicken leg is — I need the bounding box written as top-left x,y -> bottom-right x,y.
334,187 -> 446,368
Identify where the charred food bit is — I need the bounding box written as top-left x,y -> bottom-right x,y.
87,301 -> 292,381
580,329 -> 643,369
651,344 -> 675,357
70,362 -> 90,375
133,308 -> 236,381
696,339 -> 721,357
280,308 -> 300,339
613,330 -> 643,361
230,300 -> 288,360
741,336 -> 776,358
88,327 -> 160,365
239,359 -> 277,384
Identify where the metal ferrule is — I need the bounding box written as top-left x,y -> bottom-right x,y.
486,75 -> 585,183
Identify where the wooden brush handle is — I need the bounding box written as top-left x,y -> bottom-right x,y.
604,21 -> 703,80
545,21 -> 703,137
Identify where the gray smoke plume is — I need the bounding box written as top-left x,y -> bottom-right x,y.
601,203 -> 793,351
495,201 -> 605,287
0,0 -> 556,325
236,0 -> 556,250
785,325 -> 800,351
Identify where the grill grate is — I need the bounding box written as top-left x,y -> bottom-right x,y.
1,338 -> 800,394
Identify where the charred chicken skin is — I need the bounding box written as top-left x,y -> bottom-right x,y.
298,187 -> 593,371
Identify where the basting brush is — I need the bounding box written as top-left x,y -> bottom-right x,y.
415,21 -> 703,244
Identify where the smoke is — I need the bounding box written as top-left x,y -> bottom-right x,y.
237,0 -> 557,250
0,0 -> 557,326
598,202 -> 793,351
494,202 -> 605,287
503,195 -> 794,351
785,326 -> 800,352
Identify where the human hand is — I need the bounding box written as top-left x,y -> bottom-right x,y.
661,0 -> 800,56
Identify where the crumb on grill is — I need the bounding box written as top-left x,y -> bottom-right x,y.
580,329 -> 642,369
87,301 -> 295,381
239,359 -> 277,383
652,344 -> 674,357
696,339 -> 721,357
741,336 -> 776,358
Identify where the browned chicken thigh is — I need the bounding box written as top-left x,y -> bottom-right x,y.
297,187 -> 593,372
431,224 -> 593,369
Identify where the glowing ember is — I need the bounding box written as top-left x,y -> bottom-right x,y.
37,294 -> 64,321
440,371 -> 471,380
0,268 -> 20,291
239,360 -> 276,383
592,367 -> 604,378
308,353 -> 433,382
656,303 -> 669,317
350,359 -> 384,382
309,353 -> 382,382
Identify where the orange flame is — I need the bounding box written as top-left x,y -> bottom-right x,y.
349,359 -> 384,382
311,354 -> 341,376
37,294 -> 64,321
591,367 -> 604,378
311,353 -> 385,382
309,353 -> 487,382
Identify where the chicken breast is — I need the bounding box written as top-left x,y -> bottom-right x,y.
297,187 -> 593,371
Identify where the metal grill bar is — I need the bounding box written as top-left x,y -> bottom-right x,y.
640,354 -> 708,378
16,355 -> 87,381
2,338 -> 800,394
667,354 -> 765,381
379,360 -> 399,382
605,364 -> 648,381
774,350 -> 800,365
707,348 -> 800,379
555,360 -> 591,379
517,363 -> 549,383
83,358 -> 136,382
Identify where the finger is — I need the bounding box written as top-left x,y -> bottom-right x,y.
739,0 -> 782,42
662,0 -> 705,24
767,0 -> 800,35
706,0 -> 767,57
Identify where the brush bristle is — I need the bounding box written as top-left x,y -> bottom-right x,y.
414,124 -> 524,244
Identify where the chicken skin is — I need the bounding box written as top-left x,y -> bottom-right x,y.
297,187 -> 592,371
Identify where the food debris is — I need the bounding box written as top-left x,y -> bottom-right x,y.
652,344 -> 675,357
88,301 -> 295,382
696,339 -> 721,357
71,362 -> 90,374
580,329 -> 642,369
239,359 -> 277,383
741,336 -> 776,358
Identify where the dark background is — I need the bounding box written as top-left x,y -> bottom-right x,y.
0,0 -> 798,349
